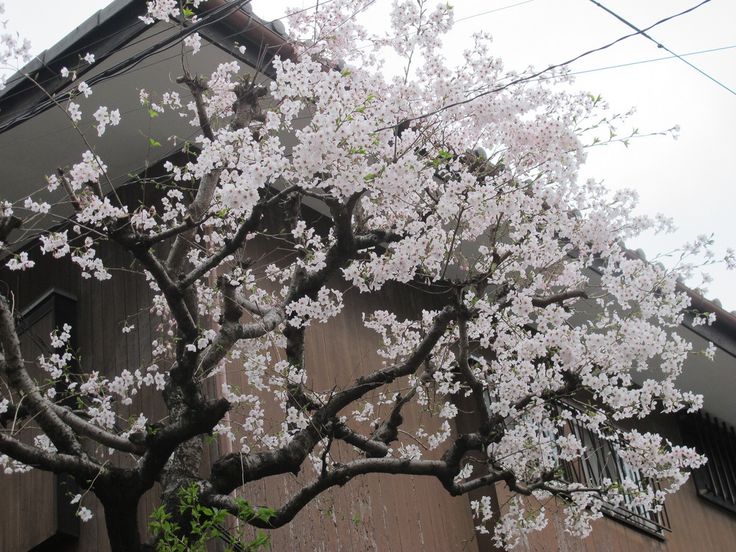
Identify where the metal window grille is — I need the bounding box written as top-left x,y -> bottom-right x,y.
553,402 -> 671,537
680,412 -> 736,514
481,389 -> 672,537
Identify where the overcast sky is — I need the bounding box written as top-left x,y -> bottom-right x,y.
3,0 -> 735,309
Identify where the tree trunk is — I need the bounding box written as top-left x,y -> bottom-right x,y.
102,497 -> 144,552
160,385 -> 206,544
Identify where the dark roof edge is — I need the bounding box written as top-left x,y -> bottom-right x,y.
589,250 -> 736,353
197,0 -> 295,78
682,286 -> 736,356
0,0 -> 150,130
0,0 -> 294,130
0,0 -> 140,101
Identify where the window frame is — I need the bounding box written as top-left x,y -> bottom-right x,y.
680,411 -> 736,515
16,289 -> 81,549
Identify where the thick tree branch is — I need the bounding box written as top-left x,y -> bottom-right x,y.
531,290 -> 587,308
138,397 -> 230,486
370,387 -> 416,446
0,431 -> 100,477
333,421 -> 390,458
456,307 -> 485,398
209,305 -> 455,494
51,403 -> 146,455
50,404 -> 146,455
177,73 -> 215,142
117,236 -> 198,340
354,229 -> 404,250
205,449 -> 515,529
198,304 -> 286,377
177,186 -> 298,290
165,171 -> 222,275
138,214 -> 212,247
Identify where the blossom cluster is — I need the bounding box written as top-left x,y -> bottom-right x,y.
1,1 -> 730,547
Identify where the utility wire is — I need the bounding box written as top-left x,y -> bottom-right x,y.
375,0 -> 715,131
454,0 -> 536,23
564,43 -> 736,78
11,41 -> 734,152
0,0 -> 364,149
589,0 -> 736,96
0,0 -> 251,100
6,0 -> 727,138
0,0 -> 255,133
0,0 -> 340,134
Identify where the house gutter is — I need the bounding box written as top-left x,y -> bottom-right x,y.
201,0 -> 296,62
617,249 -> 736,354
682,286 -> 736,355
0,0 -> 296,132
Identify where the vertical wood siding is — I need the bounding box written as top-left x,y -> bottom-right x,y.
2,187 -> 734,551
0,212 -> 480,552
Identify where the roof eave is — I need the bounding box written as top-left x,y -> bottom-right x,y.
0,0 -> 293,131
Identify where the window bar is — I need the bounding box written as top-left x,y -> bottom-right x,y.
699,412 -> 727,500
690,415 -> 718,496
707,412 -> 735,503
718,418 -> 736,505
553,401 -> 670,535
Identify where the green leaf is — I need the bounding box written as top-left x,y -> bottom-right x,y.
256,507 -> 275,522
149,138 -> 161,148
251,531 -> 270,547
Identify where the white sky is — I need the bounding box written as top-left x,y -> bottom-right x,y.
3,0 -> 735,309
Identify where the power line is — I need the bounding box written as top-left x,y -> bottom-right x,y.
12,41 -> 735,151
6,0 -> 728,139
0,0 -> 234,101
376,0 -> 715,131
0,0 -> 340,144
0,0 -> 341,134
589,0 -> 736,96
105,0 -> 337,79
0,0 -> 255,133
565,43 -> 736,78
454,0 -> 536,23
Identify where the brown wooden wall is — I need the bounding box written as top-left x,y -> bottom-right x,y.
0,226 -> 164,552
2,189 -> 736,551
0,208 -> 481,551
221,276 -> 481,552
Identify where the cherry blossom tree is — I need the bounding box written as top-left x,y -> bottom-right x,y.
0,1 -> 732,550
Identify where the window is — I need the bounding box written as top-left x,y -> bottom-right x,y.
553,401 -> 671,537
481,389 -> 672,537
680,412 -> 736,514
1,290 -> 80,551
